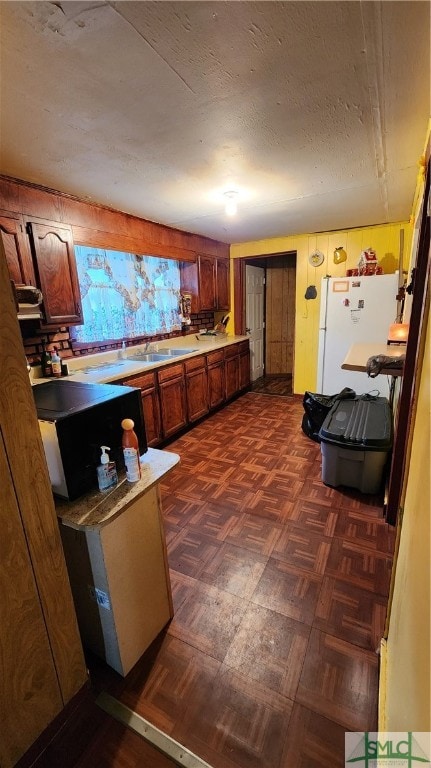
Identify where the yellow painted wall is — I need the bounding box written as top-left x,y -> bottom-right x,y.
380,298 -> 430,731
230,222 -> 412,394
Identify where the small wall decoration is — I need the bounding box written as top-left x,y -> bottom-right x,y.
308,250 -> 324,267
333,246 -> 347,264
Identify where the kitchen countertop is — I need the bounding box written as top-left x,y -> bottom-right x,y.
56,447 -> 180,531
32,334 -> 249,386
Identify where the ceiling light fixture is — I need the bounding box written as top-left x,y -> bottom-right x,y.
224,190 -> 238,216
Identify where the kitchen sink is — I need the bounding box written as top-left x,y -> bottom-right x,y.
78,361 -> 128,373
127,353 -> 173,362
159,348 -> 198,356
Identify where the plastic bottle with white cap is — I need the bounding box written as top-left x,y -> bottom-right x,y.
97,446 -> 118,491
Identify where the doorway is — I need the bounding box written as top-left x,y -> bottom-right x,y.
237,252 -> 296,390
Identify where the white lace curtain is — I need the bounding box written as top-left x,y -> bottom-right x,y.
73,246 -> 181,342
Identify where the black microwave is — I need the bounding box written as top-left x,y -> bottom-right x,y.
33,380 -> 147,501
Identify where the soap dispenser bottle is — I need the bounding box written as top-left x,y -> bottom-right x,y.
97,446 -> 118,492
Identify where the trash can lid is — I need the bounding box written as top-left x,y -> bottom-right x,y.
319,397 -> 392,449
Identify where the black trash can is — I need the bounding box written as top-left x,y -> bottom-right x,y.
318,397 -> 392,494
301,387 -> 356,442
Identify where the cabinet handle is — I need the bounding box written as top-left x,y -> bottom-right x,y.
76,303 -> 81,316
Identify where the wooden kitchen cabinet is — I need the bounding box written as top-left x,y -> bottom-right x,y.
180,255 -> 230,312
215,258 -> 230,310
239,340 -> 251,391
198,255 -> 216,310
121,371 -> 162,447
0,211 -> 35,287
158,363 -> 187,438
207,349 -> 225,409
225,343 -> 240,400
185,356 -> 209,422
26,219 -> 83,326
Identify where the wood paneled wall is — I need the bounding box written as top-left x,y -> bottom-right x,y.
0,175 -> 229,261
0,243 -> 88,768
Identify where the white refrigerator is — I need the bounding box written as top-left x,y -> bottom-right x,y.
317,274 -> 399,398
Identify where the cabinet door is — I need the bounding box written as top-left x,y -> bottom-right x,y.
117,372 -> 162,447
27,221 -> 83,326
239,350 -> 251,390
216,258 -> 230,310
0,212 -> 35,286
208,362 -> 225,409
158,366 -> 187,438
142,387 -> 162,446
185,360 -> 209,422
225,355 -> 239,400
198,255 -> 216,310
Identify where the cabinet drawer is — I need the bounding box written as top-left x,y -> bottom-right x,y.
224,343 -> 239,359
206,350 -> 224,365
238,340 -> 250,354
157,362 -> 184,383
121,372 -> 156,391
185,355 -> 205,373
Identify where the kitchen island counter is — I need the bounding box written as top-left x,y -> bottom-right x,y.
57,447 -> 179,676
56,447 -> 179,530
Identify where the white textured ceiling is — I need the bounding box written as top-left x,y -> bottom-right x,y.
0,1 -> 429,244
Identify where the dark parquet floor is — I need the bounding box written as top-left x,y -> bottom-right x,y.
77,392 -> 395,768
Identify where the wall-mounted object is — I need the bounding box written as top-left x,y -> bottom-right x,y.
305,285 -> 317,300
333,246 -> 347,264
308,250 -> 324,267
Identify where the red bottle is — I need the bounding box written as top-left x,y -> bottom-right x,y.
121,418 -> 141,482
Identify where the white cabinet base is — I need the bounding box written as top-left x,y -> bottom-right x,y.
60,486 -> 172,676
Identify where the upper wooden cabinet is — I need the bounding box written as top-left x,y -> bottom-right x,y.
26,220 -> 83,326
180,255 -> 230,313
215,258 -> 230,310
0,211 -> 35,286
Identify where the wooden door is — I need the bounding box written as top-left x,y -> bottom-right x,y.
26,220 -> 83,325
216,258 -> 230,310
0,211 -> 35,286
141,386 -> 162,446
239,347 -> 251,390
246,265 -> 265,381
158,365 -> 187,438
198,255 -> 216,310
265,254 -> 296,374
207,351 -> 225,409
225,347 -> 239,400
185,358 -> 209,422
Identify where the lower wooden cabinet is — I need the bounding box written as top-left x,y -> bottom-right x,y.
207,349 -> 225,409
116,342 -> 249,446
239,341 -> 251,391
225,345 -> 240,400
185,357 -> 209,422
120,371 -> 162,447
158,364 -> 187,438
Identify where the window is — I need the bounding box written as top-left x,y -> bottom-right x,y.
73,246 -> 181,343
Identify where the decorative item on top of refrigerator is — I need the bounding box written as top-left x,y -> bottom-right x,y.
317,273 -> 399,399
